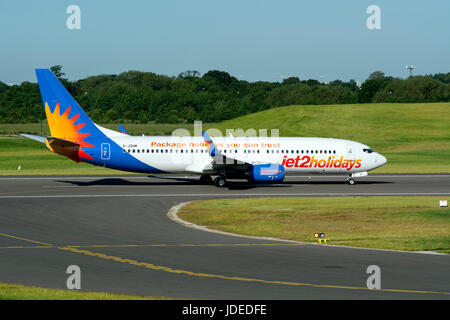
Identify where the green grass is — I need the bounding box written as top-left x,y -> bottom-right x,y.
0,282 -> 175,300
1,102 -> 449,174
179,197 -> 450,253
0,136 -> 126,175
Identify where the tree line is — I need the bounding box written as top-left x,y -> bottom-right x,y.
0,67 -> 449,124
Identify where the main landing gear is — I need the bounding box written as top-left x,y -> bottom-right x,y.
199,174 -> 228,187
346,177 -> 355,185
199,174 -> 213,185
214,176 -> 227,187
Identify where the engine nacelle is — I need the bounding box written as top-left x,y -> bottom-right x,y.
249,163 -> 285,182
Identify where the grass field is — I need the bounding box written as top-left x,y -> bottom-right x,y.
0,136 -> 123,175
0,282 -> 174,300
179,197 -> 450,253
0,102 -> 449,174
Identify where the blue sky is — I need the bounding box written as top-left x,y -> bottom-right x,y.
1,0 -> 449,84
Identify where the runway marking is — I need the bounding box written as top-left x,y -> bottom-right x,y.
59,246 -> 450,296
0,232 -> 52,246
0,174 -> 449,180
0,243 -> 305,249
1,231 -> 449,296
1,193 -> 450,199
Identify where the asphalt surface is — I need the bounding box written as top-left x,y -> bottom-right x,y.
0,174 -> 449,299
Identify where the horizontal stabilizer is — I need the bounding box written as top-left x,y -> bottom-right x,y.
46,136 -> 80,148
45,137 -> 83,162
20,134 -> 46,143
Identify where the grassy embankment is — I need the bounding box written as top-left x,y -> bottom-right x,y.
0,282 -> 175,300
0,102 -> 449,175
179,197 -> 450,253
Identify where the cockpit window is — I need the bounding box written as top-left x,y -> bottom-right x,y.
363,148 -> 374,154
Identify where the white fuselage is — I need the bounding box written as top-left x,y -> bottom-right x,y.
108,134 -> 387,175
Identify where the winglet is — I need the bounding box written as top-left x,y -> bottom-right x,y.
202,131 -> 218,157
118,124 -> 128,135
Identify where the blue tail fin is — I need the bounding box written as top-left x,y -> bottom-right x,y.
35,69 -> 102,141
35,68 -> 103,161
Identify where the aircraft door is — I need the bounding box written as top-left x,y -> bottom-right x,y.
346,144 -> 354,161
101,143 -> 110,160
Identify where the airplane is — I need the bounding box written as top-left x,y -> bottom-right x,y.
22,69 -> 387,187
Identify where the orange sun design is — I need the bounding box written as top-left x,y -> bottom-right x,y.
45,102 -> 94,161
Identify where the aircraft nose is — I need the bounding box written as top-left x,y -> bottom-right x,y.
378,154 -> 387,166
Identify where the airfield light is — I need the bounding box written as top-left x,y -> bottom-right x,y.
314,233 -> 325,239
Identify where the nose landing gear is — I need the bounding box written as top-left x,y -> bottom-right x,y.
346,172 -> 368,185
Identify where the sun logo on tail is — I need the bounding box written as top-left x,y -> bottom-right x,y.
45,102 -> 94,160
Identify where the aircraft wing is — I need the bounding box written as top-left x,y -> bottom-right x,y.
202,130 -> 251,170
201,131 -> 285,182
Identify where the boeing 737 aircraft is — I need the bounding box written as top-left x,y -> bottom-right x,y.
23,69 -> 387,187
